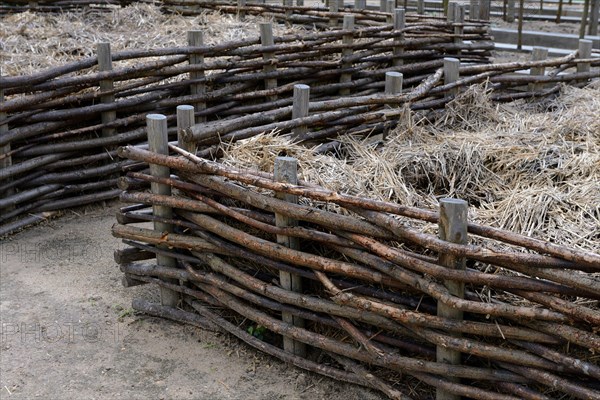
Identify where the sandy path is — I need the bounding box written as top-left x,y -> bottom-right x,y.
0,203 -> 384,400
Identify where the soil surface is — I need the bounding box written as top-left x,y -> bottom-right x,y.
0,204 -> 385,400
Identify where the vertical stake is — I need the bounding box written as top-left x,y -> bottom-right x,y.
436,198 -> 468,400
147,114 -> 179,307
588,0 -> 599,35
393,8 -> 405,67
455,5 -> 465,56
97,43 -> 116,137
0,83 -> 13,204
188,31 -> 206,124
380,0 -> 387,11
260,23 -> 278,102
418,0 -> 424,14
385,71 -> 403,95
274,157 -> 306,358
386,0 -> 395,22
479,0 -> 490,19
517,0 -> 524,49
238,0 -> 246,20
330,0 -> 339,27
577,39 -> 593,74
355,0 -> 366,10
529,47 -> 548,92
580,0 -> 591,39
447,2 -> 456,21
291,84 -> 310,140
507,0 -> 515,22
443,57 -> 460,97
383,71 -> 403,140
340,15 -> 355,95
177,105 -> 196,154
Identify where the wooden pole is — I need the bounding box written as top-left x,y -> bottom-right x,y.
330,0 -> 340,27
188,31 -> 206,124
260,23 -> 278,102
447,2 -> 456,21
177,105 -> 196,153
385,71 -> 403,95
529,47 -> 548,92
380,0 -> 387,12
383,71 -> 402,141
472,0 -> 480,21
580,0 -> 591,38
556,0 -> 563,23
274,156 -> 307,358
517,0 -> 525,50
355,0 -> 366,10
507,0 -> 515,22
0,84 -> 13,205
443,57 -> 460,97
436,198 -> 468,400
480,0 -> 490,20
385,1 -> 393,23
589,0 -> 599,35
97,43 -> 116,137
393,8 -> 405,67
291,84 -> 310,140
147,114 -> 179,307
443,0 -> 450,16
340,15 -> 355,96
455,6 -> 465,57
577,39 -> 593,80
418,0 -> 425,14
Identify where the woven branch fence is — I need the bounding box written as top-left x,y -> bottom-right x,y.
1,1 -> 598,236
113,140 -> 600,399
2,2 -> 599,398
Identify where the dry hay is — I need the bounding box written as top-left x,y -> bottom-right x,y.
0,3 -> 310,75
222,83 -> 600,253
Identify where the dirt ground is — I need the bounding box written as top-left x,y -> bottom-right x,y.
0,203 -> 385,400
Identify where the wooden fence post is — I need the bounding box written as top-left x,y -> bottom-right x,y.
447,2 -> 456,21
470,0 -> 479,20
292,84 -> 310,140
386,0 -> 394,21
340,14 -> 355,96
274,157 -> 307,357
97,43 -> 116,138
385,71 -> 403,95
589,0 -> 599,35
260,23 -> 278,103
577,39 -> 593,74
517,0 -> 524,49
188,30 -> 206,124
384,71 -> 403,140
330,0 -> 339,27
393,8 -> 405,67
380,0 -> 387,12
507,0 -> 515,22
177,105 -> 196,153
580,0 -> 591,38
529,47 -> 548,92
147,114 -> 179,307
418,0 -> 424,14
436,198 -> 468,400
455,5 -> 465,56
444,57 -> 460,97
355,0 -> 366,10
0,85 -> 13,204
479,0 -> 490,20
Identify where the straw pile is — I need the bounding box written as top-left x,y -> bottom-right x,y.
0,3 -> 295,75
220,82 -> 600,252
